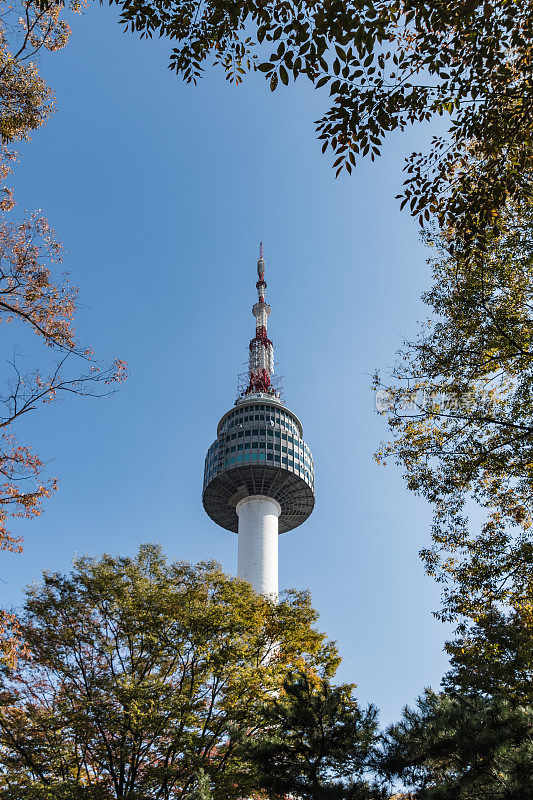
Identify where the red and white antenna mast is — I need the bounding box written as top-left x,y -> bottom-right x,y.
245,242 -> 275,396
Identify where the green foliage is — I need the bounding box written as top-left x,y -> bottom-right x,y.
110,0 -> 533,255
443,587 -> 533,705
375,204 -> 533,627
184,769 -> 213,800
379,690 -> 533,800
0,544 -> 338,799
248,671 -> 384,800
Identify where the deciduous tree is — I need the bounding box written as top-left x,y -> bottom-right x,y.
111,0 -> 533,258
0,545 -> 340,800
0,0 -> 79,205
442,581 -> 533,705
374,204 -> 533,628
0,0 -> 127,668
0,212 -> 127,557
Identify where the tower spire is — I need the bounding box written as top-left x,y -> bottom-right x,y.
245,243 -> 274,396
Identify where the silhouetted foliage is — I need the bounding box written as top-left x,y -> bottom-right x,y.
110,0 -> 533,260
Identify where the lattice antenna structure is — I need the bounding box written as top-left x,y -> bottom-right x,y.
237,372 -> 285,403
243,242 -> 277,398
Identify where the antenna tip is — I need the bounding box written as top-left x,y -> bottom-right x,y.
259,241 -> 264,260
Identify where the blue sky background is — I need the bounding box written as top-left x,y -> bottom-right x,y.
2,4 -> 453,725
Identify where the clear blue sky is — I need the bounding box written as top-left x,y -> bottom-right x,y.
2,4 -> 452,725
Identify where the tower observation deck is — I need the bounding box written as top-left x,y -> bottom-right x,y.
202,245 -> 315,598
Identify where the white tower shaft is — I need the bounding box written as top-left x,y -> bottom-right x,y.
236,495 -> 281,600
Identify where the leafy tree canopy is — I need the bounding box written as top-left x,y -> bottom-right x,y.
379,689 -> 533,800
0,0 -> 127,571
374,203 -> 533,627
108,0 -> 533,255
0,544 -> 340,799
248,670 -> 384,800
0,0 -> 74,147
442,582 -> 533,705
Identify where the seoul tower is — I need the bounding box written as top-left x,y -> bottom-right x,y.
202,244 -> 315,599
